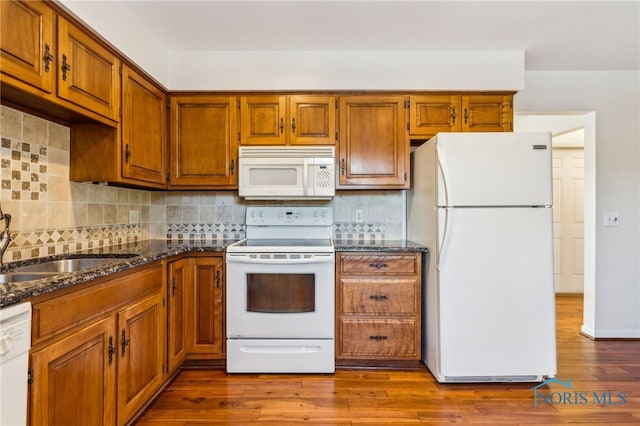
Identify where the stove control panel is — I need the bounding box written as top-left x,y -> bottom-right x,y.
246,207 -> 333,226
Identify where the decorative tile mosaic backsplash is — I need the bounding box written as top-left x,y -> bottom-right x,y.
0,105 -> 405,263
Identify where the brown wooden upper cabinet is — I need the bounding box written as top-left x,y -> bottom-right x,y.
169,95 -> 238,189
240,95 -> 337,145
409,93 -> 513,138
69,65 -> 166,189
0,0 -> 56,94
56,16 -> 120,122
338,95 -> 409,189
1,0 -> 120,125
121,65 -> 167,186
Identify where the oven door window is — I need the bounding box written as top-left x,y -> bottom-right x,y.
246,273 -> 315,313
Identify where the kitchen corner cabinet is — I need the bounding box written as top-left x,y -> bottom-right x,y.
28,263 -> 166,426
69,65 -> 167,188
169,95 -> 238,189
336,252 -> 421,364
240,95 -> 337,145
338,96 -> 410,189
409,93 -> 514,138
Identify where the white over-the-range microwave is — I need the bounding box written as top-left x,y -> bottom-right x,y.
238,146 -> 335,200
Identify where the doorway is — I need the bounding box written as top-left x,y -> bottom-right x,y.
514,114 -> 590,295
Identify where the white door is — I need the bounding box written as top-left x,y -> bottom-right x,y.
552,147 -> 585,293
437,207 -> 556,378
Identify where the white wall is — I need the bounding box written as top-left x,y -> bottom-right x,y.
59,0 -> 169,85
516,71 -> 640,338
167,50 -> 524,90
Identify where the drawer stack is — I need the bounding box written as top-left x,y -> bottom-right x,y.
336,252 -> 421,365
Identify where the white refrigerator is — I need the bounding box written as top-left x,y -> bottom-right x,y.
407,132 -> 557,383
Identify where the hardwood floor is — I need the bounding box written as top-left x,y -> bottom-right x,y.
136,296 -> 640,424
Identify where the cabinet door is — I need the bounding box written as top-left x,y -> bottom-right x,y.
122,65 -> 167,185
57,16 -> 120,121
170,96 -> 238,188
289,95 -> 337,145
30,317 -> 116,426
239,95 -> 287,145
0,0 -> 55,94
186,257 -> 224,356
338,96 -> 409,189
409,94 -> 461,137
167,258 -> 189,373
461,94 -> 513,132
117,293 -> 165,425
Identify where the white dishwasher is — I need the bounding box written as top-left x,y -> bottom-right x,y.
0,302 -> 32,426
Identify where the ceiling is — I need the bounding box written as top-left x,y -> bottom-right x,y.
119,0 -> 640,71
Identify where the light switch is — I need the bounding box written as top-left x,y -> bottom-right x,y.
604,212 -> 619,227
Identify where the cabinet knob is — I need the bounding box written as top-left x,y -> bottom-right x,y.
291,118 -> 296,134
230,159 -> 235,175
121,329 -> 130,356
215,270 -> 221,288
171,277 -> 179,296
341,158 -> 346,176
61,54 -> 71,81
108,336 -> 117,365
43,44 -> 54,73
369,335 -> 388,341
125,144 -> 132,163
369,262 -> 388,269
279,118 -> 284,134
450,107 -> 457,125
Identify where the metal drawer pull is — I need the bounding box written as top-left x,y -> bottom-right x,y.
369,294 -> 388,301
369,335 -> 388,341
369,262 -> 388,269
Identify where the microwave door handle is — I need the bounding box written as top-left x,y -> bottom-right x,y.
302,161 -> 309,196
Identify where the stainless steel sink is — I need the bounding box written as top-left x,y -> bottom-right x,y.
0,272 -> 59,283
10,256 -> 134,274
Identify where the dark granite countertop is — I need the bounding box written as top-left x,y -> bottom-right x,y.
333,239 -> 428,252
0,239 -> 232,308
1,238 -> 427,308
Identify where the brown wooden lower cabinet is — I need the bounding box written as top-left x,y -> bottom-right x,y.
167,255 -> 225,367
28,263 -> 166,426
336,252 -> 422,366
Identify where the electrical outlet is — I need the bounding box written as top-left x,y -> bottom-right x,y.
604,212 -> 619,227
129,210 -> 140,224
355,209 -> 364,223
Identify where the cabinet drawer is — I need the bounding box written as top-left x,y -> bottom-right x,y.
32,264 -> 163,345
339,255 -> 418,275
340,278 -> 416,315
339,319 -> 417,357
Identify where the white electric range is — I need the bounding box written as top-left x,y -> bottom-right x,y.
225,206 -> 335,373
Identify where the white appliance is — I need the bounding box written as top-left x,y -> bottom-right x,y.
238,146 -> 335,200
407,132 -> 557,383
226,206 -> 335,373
1,301 -> 32,426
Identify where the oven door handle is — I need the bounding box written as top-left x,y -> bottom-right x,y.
226,255 -> 334,265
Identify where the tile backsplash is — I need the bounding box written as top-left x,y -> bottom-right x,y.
0,105 -> 405,262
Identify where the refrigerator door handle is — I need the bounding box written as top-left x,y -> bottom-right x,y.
436,146 -> 450,207
437,207 -> 451,271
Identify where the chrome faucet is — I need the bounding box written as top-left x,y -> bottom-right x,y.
0,204 -> 12,272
